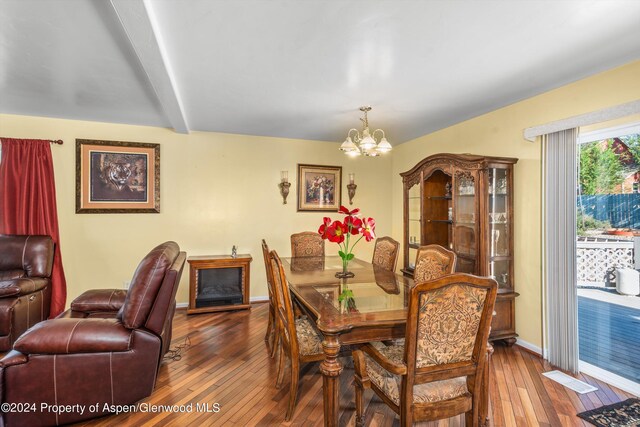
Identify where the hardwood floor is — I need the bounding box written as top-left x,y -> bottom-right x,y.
77,303 -> 635,426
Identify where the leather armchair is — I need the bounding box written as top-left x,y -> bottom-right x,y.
0,241 -> 186,426
0,235 -> 54,351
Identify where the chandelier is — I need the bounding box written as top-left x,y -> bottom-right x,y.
339,106 -> 392,157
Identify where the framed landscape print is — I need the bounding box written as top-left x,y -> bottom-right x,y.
297,164 -> 342,212
76,139 -> 160,213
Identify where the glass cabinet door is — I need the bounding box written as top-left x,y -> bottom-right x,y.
488,168 -> 511,290
454,170 -> 477,273
407,183 -> 421,269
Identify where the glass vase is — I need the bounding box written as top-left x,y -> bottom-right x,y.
335,257 -> 355,278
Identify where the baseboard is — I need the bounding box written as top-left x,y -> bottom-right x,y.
175,296 -> 269,309
515,339 -> 543,356
579,361 -> 640,397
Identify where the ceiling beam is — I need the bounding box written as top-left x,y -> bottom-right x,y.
109,0 -> 189,133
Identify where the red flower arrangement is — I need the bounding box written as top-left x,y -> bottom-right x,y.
318,206 -> 376,277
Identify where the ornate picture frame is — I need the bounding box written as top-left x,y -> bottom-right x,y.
297,164 -> 342,212
76,139 -> 160,213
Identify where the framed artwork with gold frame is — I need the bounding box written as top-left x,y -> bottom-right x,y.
297,164 -> 342,212
76,139 -> 160,213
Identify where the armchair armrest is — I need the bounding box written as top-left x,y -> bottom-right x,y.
0,277 -> 48,298
14,318 -> 132,355
70,289 -> 127,313
0,350 -> 28,368
361,343 -> 407,375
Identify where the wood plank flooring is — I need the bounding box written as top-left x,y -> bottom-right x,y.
77,304 -> 636,426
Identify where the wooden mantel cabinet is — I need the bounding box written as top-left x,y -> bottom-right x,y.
401,153 -> 519,344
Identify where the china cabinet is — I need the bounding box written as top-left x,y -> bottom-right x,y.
401,153 -> 518,344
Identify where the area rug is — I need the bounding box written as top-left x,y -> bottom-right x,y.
577,398 -> 640,426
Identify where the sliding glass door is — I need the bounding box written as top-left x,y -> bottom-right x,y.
577,126 -> 640,394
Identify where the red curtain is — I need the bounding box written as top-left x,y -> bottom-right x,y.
0,138 -> 67,317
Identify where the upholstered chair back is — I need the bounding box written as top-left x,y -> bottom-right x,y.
117,241 -> 183,334
291,232 -> 324,257
372,236 -> 400,271
145,249 -> 186,344
0,235 -> 54,280
269,250 -> 299,355
415,282 -> 489,367
413,244 -> 456,283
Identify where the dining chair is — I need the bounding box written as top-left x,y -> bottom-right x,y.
372,236 -> 400,271
261,239 -> 279,358
269,250 -> 325,421
352,273 -> 497,426
413,244 -> 457,282
290,231 -> 325,257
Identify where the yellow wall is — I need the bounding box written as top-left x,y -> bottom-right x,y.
0,114 -> 393,305
391,60 -> 640,348
2,59 -> 639,347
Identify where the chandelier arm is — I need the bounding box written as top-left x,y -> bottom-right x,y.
372,128 -> 385,142
348,128 -> 361,142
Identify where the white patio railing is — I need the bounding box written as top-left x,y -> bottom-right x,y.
577,237 -> 634,286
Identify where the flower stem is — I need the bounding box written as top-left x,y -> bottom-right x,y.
350,235 -> 364,252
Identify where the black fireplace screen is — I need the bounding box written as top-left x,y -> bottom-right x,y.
196,267 -> 243,308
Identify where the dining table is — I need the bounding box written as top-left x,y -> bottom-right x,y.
281,255 -> 492,427
281,255 -> 413,427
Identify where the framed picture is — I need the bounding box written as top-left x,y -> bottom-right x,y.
76,139 -> 160,213
297,164 -> 342,212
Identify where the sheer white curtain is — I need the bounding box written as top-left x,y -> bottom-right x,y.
543,128 -> 579,373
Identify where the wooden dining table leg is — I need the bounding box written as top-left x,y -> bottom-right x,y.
320,333 -> 342,427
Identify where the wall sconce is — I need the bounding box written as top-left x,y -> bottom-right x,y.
279,171 -> 291,204
347,173 -> 357,205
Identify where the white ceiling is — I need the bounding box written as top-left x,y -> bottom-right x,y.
1,0 -> 640,144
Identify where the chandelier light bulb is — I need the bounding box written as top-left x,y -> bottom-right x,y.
340,137 -> 356,152
359,132 -> 376,150
377,137 -> 392,153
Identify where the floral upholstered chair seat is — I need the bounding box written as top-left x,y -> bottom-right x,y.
364,342 -> 468,406
295,317 -> 323,356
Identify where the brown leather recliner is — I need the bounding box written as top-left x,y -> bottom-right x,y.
0,241 -> 186,426
0,235 -> 54,351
